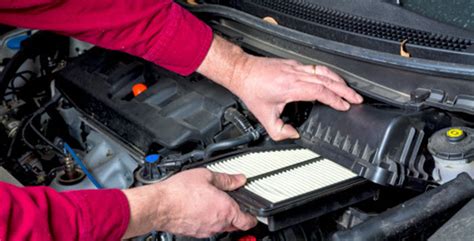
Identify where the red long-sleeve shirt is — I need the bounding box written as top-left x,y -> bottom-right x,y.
0,0 -> 213,75
0,0 -> 213,240
0,182 -> 130,240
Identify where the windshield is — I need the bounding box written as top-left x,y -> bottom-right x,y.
402,0 -> 474,31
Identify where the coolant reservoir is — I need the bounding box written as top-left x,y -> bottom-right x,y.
428,127 -> 474,183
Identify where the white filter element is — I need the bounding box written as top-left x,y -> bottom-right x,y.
206,149 -> 319,178
245,159 -> 356,203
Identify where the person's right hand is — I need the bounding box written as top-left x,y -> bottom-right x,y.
122,168 -> 257,239
197,35 -> 363,141
228,56 -> 363,141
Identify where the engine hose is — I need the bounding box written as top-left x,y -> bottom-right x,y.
203,131 -> 257,160
0,32 -> 69,98
163,109 -> 263,164
0,49 -> 29,98
176,150 -> 205,163
224,107 -> 255,135
330,173 -> 474,241
159,132 -> 259,166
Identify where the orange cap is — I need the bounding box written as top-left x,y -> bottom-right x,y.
132,83 -> 148,96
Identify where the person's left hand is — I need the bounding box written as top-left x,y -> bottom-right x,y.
122,168 -> 257,239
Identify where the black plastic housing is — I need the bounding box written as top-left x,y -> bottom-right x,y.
56,48 -> 236,152
297,104 -> 451,189
220,0 -> 474,64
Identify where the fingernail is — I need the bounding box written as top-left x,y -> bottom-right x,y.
356,94 -> 364,103
236,174 -> 247,183
291,132 -> 300,139
343,101 -> 350,110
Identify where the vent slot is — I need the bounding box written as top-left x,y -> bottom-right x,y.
245,0 -> 472,51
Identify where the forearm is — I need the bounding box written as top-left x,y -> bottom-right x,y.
197,35 -> 250,94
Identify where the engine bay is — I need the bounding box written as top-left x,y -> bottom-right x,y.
1,4 -> 474,239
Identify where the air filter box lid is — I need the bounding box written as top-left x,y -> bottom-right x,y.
297,104 -> 450,189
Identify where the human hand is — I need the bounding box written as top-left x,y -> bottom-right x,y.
197,36 -> 363,141
229,55 -> 363,141
122,168 -> 257,239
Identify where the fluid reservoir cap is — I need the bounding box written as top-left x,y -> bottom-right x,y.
6,35 -> 29,50
428,127 -> 474,162
132,83 -> 147,96
446,128 -> 465,142
145,154 -> 160,163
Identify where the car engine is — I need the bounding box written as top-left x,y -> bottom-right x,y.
1,1 -> 474,240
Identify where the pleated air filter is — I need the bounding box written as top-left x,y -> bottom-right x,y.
207,149 -> 356,204
204,148 -> 375,231
207,149 -> 319,178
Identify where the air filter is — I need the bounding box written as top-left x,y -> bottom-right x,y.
245,159 -> 356,203
207,149 -> 319,178
207,149 -> 355,204
203,147 -> 374,231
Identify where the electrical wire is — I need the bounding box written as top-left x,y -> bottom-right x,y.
3,64 -> 48,102
63,143 -> 103,189
20,95 -> 66,157
20,118 -> 36,151
4,71 -> 36,99
26,119 -> 65,156
0,49 -> 29,98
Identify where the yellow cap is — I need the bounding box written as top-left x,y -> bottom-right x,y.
446,128 -> 464,138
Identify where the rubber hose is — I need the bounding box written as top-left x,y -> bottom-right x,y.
0,49 -> 29,98
224,108 -> 254,134
330,173 -> 474,241
203,132 -> 255,160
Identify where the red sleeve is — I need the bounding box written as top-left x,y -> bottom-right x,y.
0,182 -> 130,241
0,0 -> 213,75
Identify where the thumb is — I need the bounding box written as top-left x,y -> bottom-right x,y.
211,172 -> 247,191
266,118 -> 300,141
231,205 -> 258,231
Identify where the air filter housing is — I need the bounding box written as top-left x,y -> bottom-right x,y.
297,104 -> 451,189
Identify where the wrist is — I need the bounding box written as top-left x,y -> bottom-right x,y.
228,52 -> 253,97
122,184 -> 167,238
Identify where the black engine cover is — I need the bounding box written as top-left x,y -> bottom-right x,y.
56,48 -> 236,151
